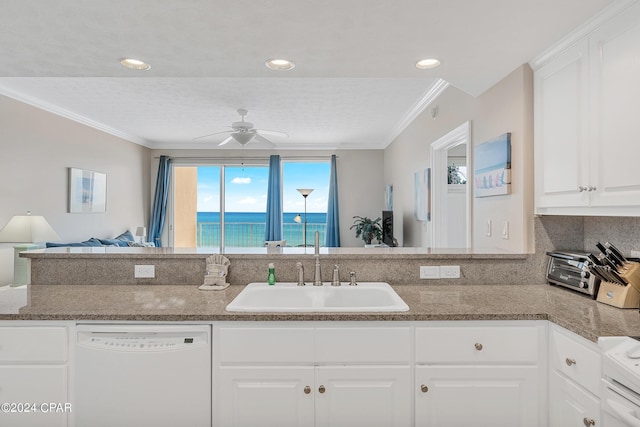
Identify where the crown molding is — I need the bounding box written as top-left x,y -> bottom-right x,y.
529,0 -> 638,70
0,84 -> 153,147
382,78 -> 450,148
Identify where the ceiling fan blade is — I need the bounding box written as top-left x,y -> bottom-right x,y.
255,129 -> 288,138
253,134 -> 274,145
192,130 -> 232,140
218,136 -> 234,146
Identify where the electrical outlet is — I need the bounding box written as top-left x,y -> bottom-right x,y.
502,221 -> 509,240
440,265 -> 461,278
486,220 -> 492,237
631,250 -> 640,258
134,265 -> 155,279
420,266 -> 440,279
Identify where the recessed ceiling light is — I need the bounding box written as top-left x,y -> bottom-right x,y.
120,58 -> 151,71
265,58 -> 296,71
415,58 -> 441,69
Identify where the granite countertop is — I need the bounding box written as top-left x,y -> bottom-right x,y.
1,283 -> 639,342
21,246 -> 528,260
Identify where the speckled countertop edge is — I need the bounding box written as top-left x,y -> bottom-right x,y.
0,284 -> 638,342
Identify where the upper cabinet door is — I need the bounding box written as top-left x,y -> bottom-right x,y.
534,39 -> 590,209
589,2 -> 640,207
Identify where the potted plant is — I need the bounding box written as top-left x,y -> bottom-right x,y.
350,216 -> 382,245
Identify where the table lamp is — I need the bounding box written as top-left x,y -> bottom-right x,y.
0,212 -> 60,285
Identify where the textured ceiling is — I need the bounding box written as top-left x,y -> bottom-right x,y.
0,0 -> 615,149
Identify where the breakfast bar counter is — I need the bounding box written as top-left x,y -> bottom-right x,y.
1,283 -> 639,342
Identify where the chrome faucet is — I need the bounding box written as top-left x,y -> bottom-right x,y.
313,231 -> 322,286
296,262 -> 305,286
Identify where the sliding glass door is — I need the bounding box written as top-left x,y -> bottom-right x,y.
172,160 -> 329,249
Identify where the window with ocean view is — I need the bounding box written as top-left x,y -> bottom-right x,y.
172,161 -> 329,249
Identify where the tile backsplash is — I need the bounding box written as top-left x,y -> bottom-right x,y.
539,215 -> 640,255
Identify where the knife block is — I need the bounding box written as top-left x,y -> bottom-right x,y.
596,262 -> 640,309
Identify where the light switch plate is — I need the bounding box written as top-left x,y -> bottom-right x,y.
134,265 -> 155,279
440,265 -> 461,278
420,266 -> 440,279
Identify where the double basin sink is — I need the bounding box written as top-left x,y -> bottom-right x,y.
226,282 -> 409,313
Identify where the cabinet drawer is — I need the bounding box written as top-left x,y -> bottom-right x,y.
218,327 -> 314,364
549,370 -> 600,427
0,327 -> 67,363
415,326 -> 540,364
316,327 -> 411,363
550,327 -> 601,395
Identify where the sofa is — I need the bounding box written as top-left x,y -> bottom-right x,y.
46,230 -> 155,248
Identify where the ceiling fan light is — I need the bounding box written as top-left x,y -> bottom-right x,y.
265,58 -> 296,71
231,132 -> 255,145
120,58 -> 151,71
415,58 -> 441,69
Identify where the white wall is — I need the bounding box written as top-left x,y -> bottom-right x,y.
149,148 -> 384,248
0,94 -> 150,284
383,65 -> 535,252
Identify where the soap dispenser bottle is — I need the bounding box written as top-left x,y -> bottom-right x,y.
267,263 -> 276,285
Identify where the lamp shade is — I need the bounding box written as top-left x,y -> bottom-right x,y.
135,227 -> 147,237
0,214 -> 60,243
296,188 -> 314,197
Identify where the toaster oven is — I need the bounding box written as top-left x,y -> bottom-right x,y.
546,251 -> 600,298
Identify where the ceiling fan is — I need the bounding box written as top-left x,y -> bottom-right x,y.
194,109 -> 288,146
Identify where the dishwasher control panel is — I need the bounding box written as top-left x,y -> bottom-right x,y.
77,331 -> 208,351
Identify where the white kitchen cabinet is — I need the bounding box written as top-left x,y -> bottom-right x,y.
587,1 -> 640,208
0,324 -> 70,427
415,365 -> 540,427
414,322 -> 546,427
533,1 -> 640,215
548,324 -> 601,427
315,366 -> 412,427
549,370 -> 600,427
534,39 -> 590,210
214,323 -> 412,427
217,366 -> 315,427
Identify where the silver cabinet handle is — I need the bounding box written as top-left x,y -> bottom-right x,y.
583,417 -> 595,426
421,384 -> 429,393
304,386 -> 311,394
566,357 -> 577,366
318,385 -> 326,394
579,186 -> 587,192
588,186 -> 597,192
475,343 -> 483,351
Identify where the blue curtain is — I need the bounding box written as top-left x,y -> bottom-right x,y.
325,154 -> 340,247
148,155 -> 171,247
264,155 -> 283,241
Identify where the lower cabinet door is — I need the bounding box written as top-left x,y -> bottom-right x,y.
415,365 -> 540,427
549,370 -> 599,427
0,365 -> 68,427
217,366 -> 315,427
315,366 -> 412,427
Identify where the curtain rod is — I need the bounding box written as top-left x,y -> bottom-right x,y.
153,155 -> 338,161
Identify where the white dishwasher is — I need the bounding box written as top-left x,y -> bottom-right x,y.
75,324 -> 211,427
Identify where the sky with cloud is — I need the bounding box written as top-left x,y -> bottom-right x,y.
196,162 -> 330,213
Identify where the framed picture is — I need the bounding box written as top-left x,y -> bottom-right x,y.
414,168 -> 431,222
68,168 -> 107,213
474,133 -> 511,198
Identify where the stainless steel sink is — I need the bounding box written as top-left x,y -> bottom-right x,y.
225,282 -> 409,312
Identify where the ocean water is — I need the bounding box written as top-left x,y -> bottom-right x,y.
196,212 -> 327,247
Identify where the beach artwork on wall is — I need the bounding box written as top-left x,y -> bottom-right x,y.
474,133 -> 511,198
68,167 -> 107,213
414,168 -> 430,221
